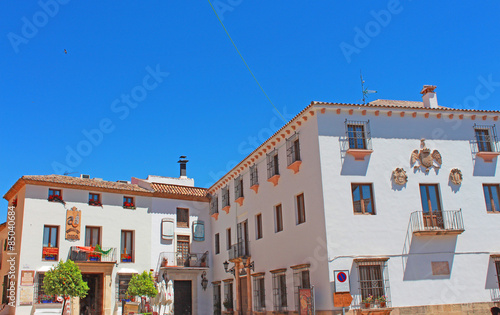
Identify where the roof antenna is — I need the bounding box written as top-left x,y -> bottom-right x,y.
63,172 -> 77,176
360,70 -> 377,104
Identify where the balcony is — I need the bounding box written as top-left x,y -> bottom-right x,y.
410,210 -> 464,236
68,246 -> 117,263
157,251 -> 209,269
228,241 -> 250,261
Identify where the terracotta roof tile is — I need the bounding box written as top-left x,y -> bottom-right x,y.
369,99 -> 447,108
150,183 -> 208,198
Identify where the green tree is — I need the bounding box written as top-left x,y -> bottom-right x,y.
42,260 -> 89,314
126,271 -> 158,298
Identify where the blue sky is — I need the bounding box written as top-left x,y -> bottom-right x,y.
1,1 -> 500,218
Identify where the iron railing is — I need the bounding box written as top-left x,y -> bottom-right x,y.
210,195 -> 218,215
228,241 -> 250,260
157,251 -> 209,269
409,210 -> 464,233
68,246 -> 116,262
345,120 -> 372,151
472,124 -> 499,153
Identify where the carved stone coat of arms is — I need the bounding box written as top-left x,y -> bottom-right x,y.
392,168 -> 408,185
449,168 -> 463,185
411,139 -> 442,173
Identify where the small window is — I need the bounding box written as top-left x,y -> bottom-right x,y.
474,124 -> 498,152
287,134 -> 301,165
35,273 -> 60,304
177,208 -> 189,228
275,204 -> 283,233
123,196 -> 135,209
224,281 -> 234,311
226,228 -> 232,250
89,193 -> 101,206
495,260 -> 500,291
351,184 -> 375,215
42,226 -> 59,261
121,230 -> 134,263
346,120 -> 371,150
210,195 -> 219,215
48,189 -> 63,202
293,268 -> 310,311
272,272 -> 287,312
267,151 -> 280,179
213,282 -> 222,315
357,260 -> 388,304
256,214 -> 263,240
117,274 -> 133,302
296,193 -> 306,224
483,184 -> 500,213
235,176 -> 244,200
215,233 -> 220,255
85,226 -> 101,246
250,164 -> 259,187
222,187 -> 230,208
253,276 -> 266,312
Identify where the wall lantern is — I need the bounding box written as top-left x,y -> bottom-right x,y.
201,271 -> 208,291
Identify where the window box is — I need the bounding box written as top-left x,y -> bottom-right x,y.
89,254 -> 101,261
48,195 -> 64,203
121,255 -> 132,263
89,200 -> 102,207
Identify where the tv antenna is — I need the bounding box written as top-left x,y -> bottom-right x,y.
360,71 -> 377,104
63,171 -> 77,176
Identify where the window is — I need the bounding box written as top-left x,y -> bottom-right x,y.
35,273 -> 59,304
256,214 -> 263,240
42,226 -> 59,261
48,189 -> 62,202
123,196 -> 135,209
210,194 -> 219,216
85,226 -> 101,246
351,184 -> 375,215
286,134 -> 301,165
272,271 -> 287,312
346,120 -> 370,149
222,186 -> 230,208
213,282 -> 222,315
267,151 -> 280,178
474,124 -> 498,152
224,281 -> 234,311
495,260 -> 500,291
253,275 -> 266,312
293,268 -> 310,311
226,228 -> 232,250
89,193 -> 101,206
296,193 -> 306,224
177,208 -> 189,228
250,164 -> 259,187
215,233 -> 220,254
275,204 -> 283,232
117,274 -> 133,302
419,184 -> 443,228
176,235 -> 190,266
121,230 -> 134,263
234,176 -> 244,200
357,260 -> 389,305
483,184 -> 500,213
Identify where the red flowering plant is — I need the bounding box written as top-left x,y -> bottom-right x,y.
11,199 -> 17,207
123,202 -> 136,209
89,200 -> 102,207
48,194 -> 64,203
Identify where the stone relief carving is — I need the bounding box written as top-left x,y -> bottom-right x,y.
392,168 -> 408,185
449,168 -> 463,185
411,139 -> 442,173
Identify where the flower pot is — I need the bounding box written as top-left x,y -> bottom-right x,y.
380,302 -> 386,308
364,303 -> 371,308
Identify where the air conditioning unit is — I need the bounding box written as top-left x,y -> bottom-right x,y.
80,174 -> 90,179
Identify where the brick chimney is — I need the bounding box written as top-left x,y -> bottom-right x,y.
421,85 -> 438,109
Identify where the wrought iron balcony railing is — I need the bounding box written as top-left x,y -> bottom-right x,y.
157,251 -> 209,269
228,241 -> 250,261
68,246 -> 116,262
410,210 -> 464,235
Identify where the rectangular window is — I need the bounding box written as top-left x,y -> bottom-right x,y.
267,151 -> 280,179
224,281 -> 234,311
256,214 -> 263,240
85,226 -> 101,246
222,187 -> 230,208
419,184 -> 443,228
210,195 -> 219,216
253,276 -> 266,312
250,164 -> 259,187
275,204 -> 283,232
176,235 -> 190,266
351,184 -> 375,214
121,230 -> 134,263
123,196 -> 135,209
272,272 -> 287,312
474,124 -> 498,152
483,184 -> 500,213
42,226 -> 59,261
293,268 -> 310,311
89,193 -> 101,206
296,193 -> 306,224
48,189 -> 62,202
346,120 -> 370,150
35,273 -> 59,303
226,228 -> 232,250
358,261 -> 387,303
235,176 -> 244,199
495,261 -> 500,290
215,233 -> 220,255
117,274 -> 133,302
213,282 -> 222,315
177,208 -> 189,228
287,134 -> 301,165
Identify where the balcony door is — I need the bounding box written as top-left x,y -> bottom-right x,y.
419,184 -> 443,228
177,235 -> 190,266
236,220 -> 248,257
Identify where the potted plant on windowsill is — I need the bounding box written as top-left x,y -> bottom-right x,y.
48,195 -> 64,203
89,200 -> 102,207
123,202 -> 136,209
362,295 -> 373,308
376,295 -> 387,308
223,299 -> 233,314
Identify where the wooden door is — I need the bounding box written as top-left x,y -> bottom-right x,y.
174,280 -> 192,315
239,277 -> 248,315
419,184 -> 443,228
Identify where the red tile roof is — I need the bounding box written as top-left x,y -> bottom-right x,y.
22,175 -> 149,192
150,183 -> 208,198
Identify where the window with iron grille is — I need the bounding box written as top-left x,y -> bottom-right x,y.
356,260 -> 390,307
34,273 -> 59,303
222,187 -> 230,208
213,282 -> 222,315
253,275 -> 266,312
483,184 -> 500,213
346,120 -> 371,150
267,151 -> 279,179
286,134 -> 301,165
250,164 -> 259,187
272,272 -> 287,312
210,195 -> 219,215
474,124 -> 499,152
224,281 -> 234,310
116,274 -> 133,301
234,176 -> 243,200
293,268 -> 310,311
176,208 -> 189,228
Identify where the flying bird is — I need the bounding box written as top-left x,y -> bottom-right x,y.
64,49 -> 67,54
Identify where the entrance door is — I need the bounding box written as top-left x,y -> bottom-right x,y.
419,184 -> 444,228
174,280 -> 192,315
80,274 -> 103,315
239,277 -> 249,315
